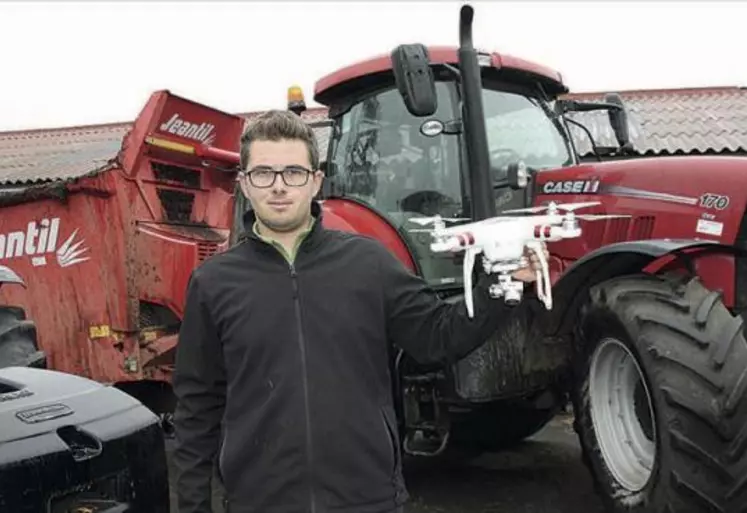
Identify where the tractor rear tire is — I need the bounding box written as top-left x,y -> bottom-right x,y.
572,273 -> 747,513
0,306 -> 45,368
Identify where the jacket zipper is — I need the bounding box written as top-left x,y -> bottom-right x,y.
290,263 -> 317,513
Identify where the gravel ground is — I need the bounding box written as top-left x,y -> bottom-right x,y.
167,412 -> 606,513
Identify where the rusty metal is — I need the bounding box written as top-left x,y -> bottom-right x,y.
0,91 -> 244,403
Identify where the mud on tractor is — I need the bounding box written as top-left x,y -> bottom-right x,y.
245,4 -> 746,512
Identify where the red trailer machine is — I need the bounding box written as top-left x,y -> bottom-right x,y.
0,91 -> 244,431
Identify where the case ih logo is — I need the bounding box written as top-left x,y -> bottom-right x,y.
0,218 -> 90,268
159,113 -> 217,146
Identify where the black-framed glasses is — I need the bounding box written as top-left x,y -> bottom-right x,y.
243,165 -> 313,188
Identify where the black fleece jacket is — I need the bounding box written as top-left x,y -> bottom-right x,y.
172,202 -> 540,513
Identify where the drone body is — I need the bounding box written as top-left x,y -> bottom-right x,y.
409,201 -> 629,317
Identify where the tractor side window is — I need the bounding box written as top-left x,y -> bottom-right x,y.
327,84 -> 463,228
482,88 -> 573,212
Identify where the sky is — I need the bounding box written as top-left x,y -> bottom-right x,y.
1,0 -> 745,132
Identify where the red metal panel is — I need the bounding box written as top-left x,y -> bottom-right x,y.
534,155 -> 747,307
134,222 -> 230,318
0,170 -> 134,383
321,198 -> 416,272
146,91 -> 246,153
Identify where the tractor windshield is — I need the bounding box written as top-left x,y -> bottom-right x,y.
325,81 -> 573,288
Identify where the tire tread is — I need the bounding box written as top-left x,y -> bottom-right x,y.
0,305 -> 40,368
574,273 -> 747,513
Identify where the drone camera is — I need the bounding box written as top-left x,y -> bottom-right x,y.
504,294 -> 521,306
562,216 -> 579,233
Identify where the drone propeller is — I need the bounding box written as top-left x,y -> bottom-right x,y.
408,216 -> 470,226
502,201 -> 601,214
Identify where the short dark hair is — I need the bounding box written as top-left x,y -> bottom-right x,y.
239,110 -> 320,171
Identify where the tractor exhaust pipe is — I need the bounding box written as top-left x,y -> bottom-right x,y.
458,4 -> 474,48
458,4 -> 495,221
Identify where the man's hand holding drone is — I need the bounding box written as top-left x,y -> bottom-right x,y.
409,201 -> 629,317
511,244 -> 549,283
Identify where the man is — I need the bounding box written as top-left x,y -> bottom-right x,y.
172,110 -> 547,513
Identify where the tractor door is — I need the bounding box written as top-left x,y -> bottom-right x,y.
323,82 -> 468,289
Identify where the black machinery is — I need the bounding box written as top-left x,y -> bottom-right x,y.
0,366 -> 170,513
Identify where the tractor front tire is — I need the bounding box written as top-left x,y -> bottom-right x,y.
0,306 -> 45,368
572,273 -> 747,513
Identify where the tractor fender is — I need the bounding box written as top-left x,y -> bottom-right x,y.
0,265 -> 26,288
544,238 -> 746,337
320,197 -> 419,274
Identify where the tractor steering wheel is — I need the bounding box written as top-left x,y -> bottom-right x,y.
490,148 -> 522,178
400,190 -> 460,218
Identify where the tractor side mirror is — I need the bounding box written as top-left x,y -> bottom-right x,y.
604,93 -> 632,150
493,162 -> 531,190
391,44 -> 438,117
506,161 -> 530,190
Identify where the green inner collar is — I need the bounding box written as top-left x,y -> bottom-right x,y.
252,217 -> 315,264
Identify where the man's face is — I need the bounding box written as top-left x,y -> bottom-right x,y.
239,138 -> 323,234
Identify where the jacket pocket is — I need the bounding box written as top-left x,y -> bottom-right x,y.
379,405 -> 401,477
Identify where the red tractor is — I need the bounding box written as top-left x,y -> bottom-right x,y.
244,4 -> 746,512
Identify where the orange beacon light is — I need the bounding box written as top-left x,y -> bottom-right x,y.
287,85 -> 307,115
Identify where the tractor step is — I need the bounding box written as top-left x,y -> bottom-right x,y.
403,420 -> 451,457
401,370 -> 451,457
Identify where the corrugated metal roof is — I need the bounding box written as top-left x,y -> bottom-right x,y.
564,86 -> 747,157
0,123 -> 129,185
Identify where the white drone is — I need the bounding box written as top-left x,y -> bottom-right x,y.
409,201 -> 629,317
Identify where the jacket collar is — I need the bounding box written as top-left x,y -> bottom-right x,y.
239,200 -> 325,251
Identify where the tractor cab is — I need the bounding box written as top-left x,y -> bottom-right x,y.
311,48 -> 578,289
